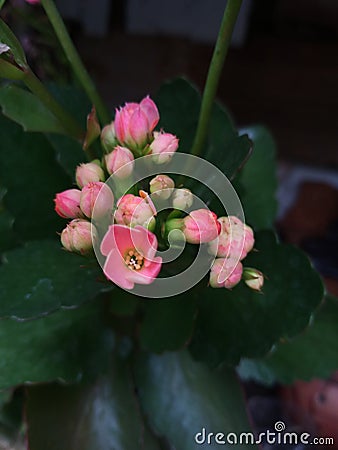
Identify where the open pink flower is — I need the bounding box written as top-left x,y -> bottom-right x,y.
101,224 -> 162,289
114,96 -> 159,149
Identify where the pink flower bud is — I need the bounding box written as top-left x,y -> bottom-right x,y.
149,174 -> 175,200
80,182 -> 114,219
208,216 -> 254,261
61,219 -> 96,255
25,0 -> 40,4
101,123 -> 117,152
172,188 -> 193,210
243,267 -> 264,292
54,189 -> 82,219
209,258 -> 243,289
105,146 -> 134,179
114,193 -> 156,230
114,96 -> 159,149
83,107 -> 101,151
183,209 -> 221,244
75,160 -> 105,188
150,131 -> 179,164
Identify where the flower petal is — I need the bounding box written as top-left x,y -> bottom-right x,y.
103,248 -> 135,289
100,224 -> 133,256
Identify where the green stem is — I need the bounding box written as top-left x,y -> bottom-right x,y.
23,68 -> 84,140
40,0 -> 111,125
191,0 -> 243,156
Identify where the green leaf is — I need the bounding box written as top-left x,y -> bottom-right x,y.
155,78 -> 251,181
48,84 -> 91,127
0,207 -> 17,252
0,240 -> 106,319
47,134 -> 86,178
0,0 -> 7,11
238,295 -> 338,385
205,103 -> 252,180
234,126 -> 278,229
0,58 -> 25,80
46,85 -> 92,176
140,294 -> 198,353
190,231 -> 324,367
135,350 -> 258,450
0,114 -> 71,240
26,355 -> 144,450
0,84 -> 66,133
110,290 -> 139,317
0,300 -> 114,390
155,78 -> 200,155
0,19 -> 27,68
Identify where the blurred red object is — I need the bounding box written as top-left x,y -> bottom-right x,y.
281,375 -> 338,448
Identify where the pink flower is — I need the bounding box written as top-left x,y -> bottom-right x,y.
75,160 -> 105,188
183,209 -> 221,244
61,219 -> 97,255
100,224 -> 162,289
114,96 -> 159,149
209,258 -> 243,289
80,182 -> 114,219
149,174 -> 175,200
25,0 -> 40,4
114,193 -> 156,230
150,131 -> 179,164
105,146 -> 134,179
208,216 -> 254,260
54,189 -> 82,219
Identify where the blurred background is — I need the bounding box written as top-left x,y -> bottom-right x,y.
3,0 -> 338,167
1,2 -> 338,448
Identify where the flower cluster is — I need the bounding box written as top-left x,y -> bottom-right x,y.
54,96 -> 263,292
208,216 -> 263,291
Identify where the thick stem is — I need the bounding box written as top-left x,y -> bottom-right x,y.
23,68 -> 84,140
191,0 -> 243,156
40,0 -> 111,125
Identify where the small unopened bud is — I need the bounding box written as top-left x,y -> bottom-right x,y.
172,188 -> 193,210
183,209 -> 221,244
150,131 -> 179,164
80,182 -> 114,219
105,146 -> 134,179
61,219 -> 96,255
83,107 -> 101,151
209,258 -> 243,289
208,216 -> 255,261
75,160 -> 104,188
243,268 -> 264,291
101,123 -> 117,152
54,189 -> 82,219
114,193 -> 156,231
149,174 -> 175,200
